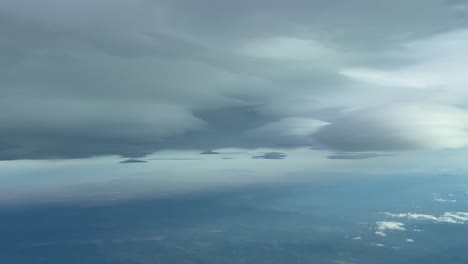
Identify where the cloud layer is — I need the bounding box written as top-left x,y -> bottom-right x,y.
1,0 -> 468,159
385,212 -> 468,224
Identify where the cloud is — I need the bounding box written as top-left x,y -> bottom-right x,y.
341,30 -> 468,93
252,152 -> 287,160
405,239 -> 415,243
119,159 -> 147,164
1,0 -> 468,159
315,104 -> 468,152
150,158 -> 202,161
0,100 -> 205,159
384,212 -> 468,224
370,243 -> 385,247
200,150 -> 221,155
433,198 -> 456,203
245,118 -> 329,147
375,221 -> 406,237
326,153 -> 392,160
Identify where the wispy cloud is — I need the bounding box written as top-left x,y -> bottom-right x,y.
384,212 -> 468,224
433,198 -> 456,203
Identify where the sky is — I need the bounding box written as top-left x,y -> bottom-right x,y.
1,0 -> 468,204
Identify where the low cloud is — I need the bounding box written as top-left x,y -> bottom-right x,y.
119,159 -> 147,164
433,198 -> 456,203
200,150 -> 221,155
384,212 -> 468,224
326,152 -> 392,160
252,152 -> 287,160
370,243 -> 385,247
375,221 -> 406,237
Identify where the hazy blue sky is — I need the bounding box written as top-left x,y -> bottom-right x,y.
1,0 -> 468,204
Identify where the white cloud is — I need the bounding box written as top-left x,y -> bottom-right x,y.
434,198 -> 456,203
385,212 -> 468,224
370,243 -> 385,247
406,239 -> 415,243
375,221 -> 406,237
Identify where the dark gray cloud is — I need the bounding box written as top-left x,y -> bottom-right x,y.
326,153 -> 393,160
252,152 -> 287,160
1,0 -> 468,160
200,150 -> 221,155
120,159 -> 147,164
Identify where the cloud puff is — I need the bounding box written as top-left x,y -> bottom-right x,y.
375,221 -> 406,237
252,152 -> 287,160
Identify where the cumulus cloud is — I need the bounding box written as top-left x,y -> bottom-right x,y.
375,221 -> 406,237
